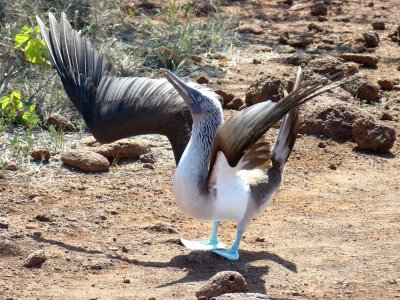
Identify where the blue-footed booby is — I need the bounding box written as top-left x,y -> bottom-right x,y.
36,13 -> 199,164
163,67 -> 344,260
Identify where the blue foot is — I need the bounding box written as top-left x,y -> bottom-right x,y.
211,248 -> 240,260
180,238 -> 225,250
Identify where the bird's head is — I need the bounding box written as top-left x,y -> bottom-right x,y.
162,69 -> 222,121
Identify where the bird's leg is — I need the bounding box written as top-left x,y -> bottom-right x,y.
180,221 -> 225,250
211,229 -> 243,261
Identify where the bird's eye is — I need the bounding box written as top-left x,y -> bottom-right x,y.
197,96 -> 202,101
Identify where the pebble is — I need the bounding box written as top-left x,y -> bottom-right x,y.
31,148 -> 51,161
196,75 -> 210,84
24,250 -> 47,268
0,218 -> 9,229
377,79 -> 394,90
196,271 -> 247,299
363,30 -> 380,48
123,278 -> 131,284
371,21 -> 385,30
252,58 -> 262,65
143,163 -> 154,170
311,1 -> 328,16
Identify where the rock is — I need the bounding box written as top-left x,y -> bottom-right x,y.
5,161 -> 18,171
308,23 -> 323,32
225,98 -> 244,110
140,153 -> 155,164
318,141 -> 326,148
299,94 -> 368,141
286,53 -> 312,66
311,1 -> 328,16
252,58 -> 262,65
274,44 -> 297,54
214,293 -> 270,300
193,0 -> 217,16
90,139 -> 150,160
197,75 -> 210,84
144,222 -> 179,234
380,112 -> 394,121
31,148 -> 51,161
207,53 -> 228,60
237,23 -> 264,35
279,32 -> 313,48
84,259 -> 114,270
245,75 -> 285,105
344,74 -> 380,102
318,15 -> 328,22
143,163 -> 154,170
196,271 -> 247,300
378,79 -> 395,90
192,55 -> 202,63
24,250 -> 47,268
388,26 -> 400,43
305,56 -> 359,77
363,31 -> 380,48
123,278 -> 131,284
339,53 -> 379,67
47,113 -> 76,132
352,119 -> 396,152
372,21 -> 385,30
215,89 -> 236,106
35,214 -> 54,222
61,150 -> 110,172
0,218 -> 9,229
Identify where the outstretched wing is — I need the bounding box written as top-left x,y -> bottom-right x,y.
207,70 -> 345,184
36,12 -> 192,164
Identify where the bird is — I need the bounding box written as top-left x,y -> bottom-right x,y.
36,12 -> 217,164
162,67 -> 344,260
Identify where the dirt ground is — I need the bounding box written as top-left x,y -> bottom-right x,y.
1,1 -> 400,299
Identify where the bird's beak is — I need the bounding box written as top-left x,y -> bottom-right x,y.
161,68 -> 202,114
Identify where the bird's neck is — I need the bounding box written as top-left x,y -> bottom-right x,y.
175,114 -> 222,195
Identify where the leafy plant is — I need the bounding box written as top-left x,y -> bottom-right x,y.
9,131 -> 35,163
48,125 -> 66,152
0,91 -> 40,129
14,25 -> 49,64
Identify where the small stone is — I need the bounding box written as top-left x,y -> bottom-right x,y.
339,53 -> 379,67
143,163 -> 154,170
252,58 -> 262,65
0,218 -> 9,229
352,118 -> 396,152
196,75 -> 210,84
47,113 -> 76,132
318,16 -> 328,22
148,297 -> 156,300
192,55 -> 202,63
123,278 -> 131,284
378,79 -> 395,90
380,112 -> 394,121
255,237 -> 265,242
372,21 -> 385,30
318,141 -> 326,148
237,23 -> 264,35
286,53 -> 312,66
308,23 -> 323,32
225,98 -> 244,110
90,139 -> 150,160
5,162 -> 18,171
121,246 -> 129,253
329,164 -> 337,170
207,53 -> 228,60
61,150 -> 110,172
196,271 -> 247,299
311,1 -> 328,16
215,89 -> 236,107
140,153 -> 155,164
363,30 -> 380,48
35,214 -> 54,222
31,148 -> 51,161
144,222 -> 179,234
367,2 -> 374,7
245,75 -> 285,105
24,250 -> 47,268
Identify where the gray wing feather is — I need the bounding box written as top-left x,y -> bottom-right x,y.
36,13 -> 192,164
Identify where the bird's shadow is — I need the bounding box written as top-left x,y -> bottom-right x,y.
31,235 -> 297,295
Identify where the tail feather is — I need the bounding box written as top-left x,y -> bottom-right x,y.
271,67 -> 302,172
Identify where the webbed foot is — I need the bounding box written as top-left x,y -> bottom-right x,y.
211,248 -> 240,260
180,238 -> 225,250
